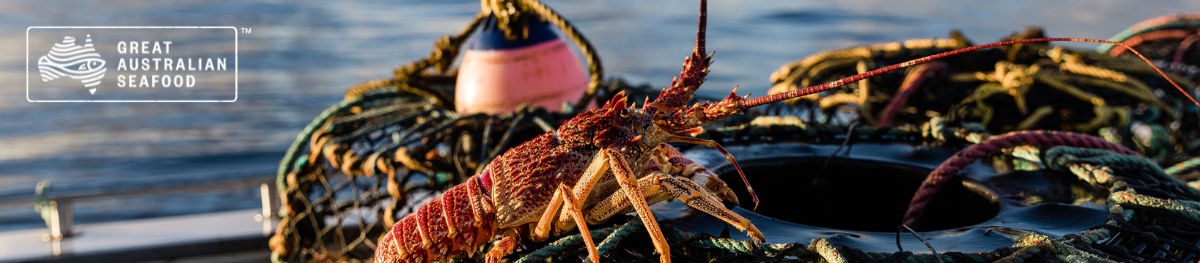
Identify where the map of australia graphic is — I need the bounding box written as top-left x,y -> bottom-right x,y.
38,34 -> 107,94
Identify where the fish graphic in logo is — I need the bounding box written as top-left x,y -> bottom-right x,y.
38,34 -> 106,94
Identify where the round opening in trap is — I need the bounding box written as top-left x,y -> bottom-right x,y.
721,157 -> 1000,232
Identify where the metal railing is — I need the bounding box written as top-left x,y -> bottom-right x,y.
0,178 -> 279,240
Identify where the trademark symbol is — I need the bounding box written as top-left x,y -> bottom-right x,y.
240,28 -> 252,34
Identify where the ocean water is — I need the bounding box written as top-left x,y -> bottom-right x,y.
1,0 -> 1196,231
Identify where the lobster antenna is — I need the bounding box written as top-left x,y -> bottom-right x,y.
696,0 -> 705,57
738,38 -> 1200,108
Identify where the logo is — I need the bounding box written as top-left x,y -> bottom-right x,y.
27,27 -> 239,102
37,34 -> 107,94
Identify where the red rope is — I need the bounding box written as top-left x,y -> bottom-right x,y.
901,130 -> 1137,229
878,62 -> 946,127
1172,33 -> 1200,76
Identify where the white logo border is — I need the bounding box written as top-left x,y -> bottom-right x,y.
26,26 -> 238,103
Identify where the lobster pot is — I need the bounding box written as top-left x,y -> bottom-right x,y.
269,79 -> 661,262
765,27 -> 1200,166
271,0 -> 618,259
455,14 -> 589,115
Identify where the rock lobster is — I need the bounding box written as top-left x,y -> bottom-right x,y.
374,1 -> 1196,262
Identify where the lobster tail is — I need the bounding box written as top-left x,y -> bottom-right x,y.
376,176 -> 495,263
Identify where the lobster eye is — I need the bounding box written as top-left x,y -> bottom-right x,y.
619,108 -> 630,117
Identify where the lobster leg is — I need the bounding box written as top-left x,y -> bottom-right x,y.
484,230 -> 520,263
530,184 -> 601,263
667,136 -> 758,209
553,144 -> 742,230
605,148 -> 672,262
552,151 -> 616,237
584,172 -> 766,242
649,143 -> 739,204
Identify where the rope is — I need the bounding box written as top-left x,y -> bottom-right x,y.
595,221 -> 643,257
765,28 -> 1199,147
1038,146 -> 1200,261
880,62 -> 946,127
1174,33 -> 1200,75
1008,234 -> 1116,263
342,14 -> 485,103
903,131 -> 1138,228
1099,13 -> 1200,54
1165,157 -> 1200,176
515,226 -> 616,263
1045,146 -> 1200,197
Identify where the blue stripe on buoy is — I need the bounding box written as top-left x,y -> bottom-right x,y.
471,15 -> 558,50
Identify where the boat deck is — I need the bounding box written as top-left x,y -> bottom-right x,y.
0,209 -> 274,263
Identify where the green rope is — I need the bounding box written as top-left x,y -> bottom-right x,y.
1165,157 -> 1200,176
1037,146 -> 1200,260
689,236 -> 771,256
1044,146 -> 1200,197
810,238 -> 851,262
1014,234 -> 1115,262
595,221 -> 642,257
1110,190 -> 1200,222
515,226 -> 616,263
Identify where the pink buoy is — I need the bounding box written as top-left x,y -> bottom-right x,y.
455,15 -> 589,115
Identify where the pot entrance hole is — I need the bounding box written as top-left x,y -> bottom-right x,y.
721,157 -> 999,232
